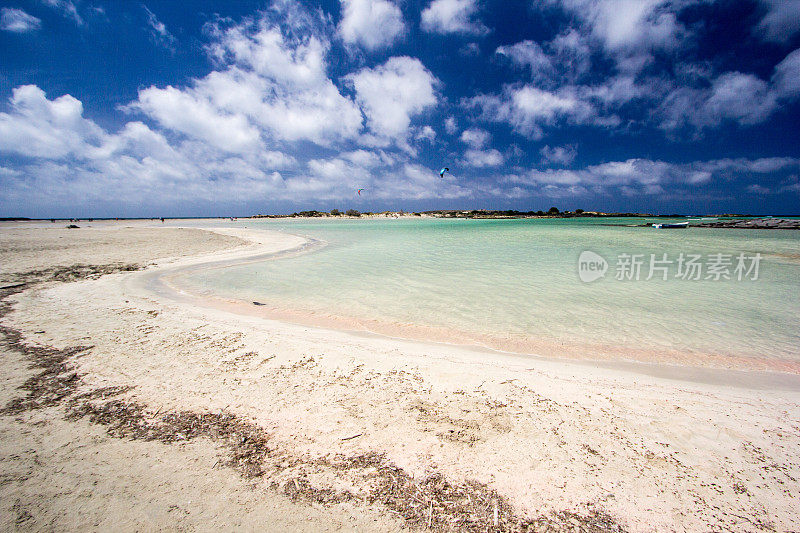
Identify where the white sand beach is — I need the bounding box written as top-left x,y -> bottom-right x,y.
1,221 -> 799,532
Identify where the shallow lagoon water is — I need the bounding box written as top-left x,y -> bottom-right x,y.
179,217 -> 800,368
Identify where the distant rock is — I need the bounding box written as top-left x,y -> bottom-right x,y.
694,218 -> 800,229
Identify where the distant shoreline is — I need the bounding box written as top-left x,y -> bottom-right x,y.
251,209 -> 795,219
4,212 -> 800,222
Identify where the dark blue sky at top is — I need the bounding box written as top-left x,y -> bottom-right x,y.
1,0 -> 799,216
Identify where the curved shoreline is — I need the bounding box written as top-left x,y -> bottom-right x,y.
139,226 -> 800,390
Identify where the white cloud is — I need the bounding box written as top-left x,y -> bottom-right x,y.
133,17 -> 364,147
207,22 -> 328,86
490,21 -> 800,138
199,67 -> 362,145
300,155 -> 471,200
469,85 -> 597,139
540,145 -> 577,166
497,40 -> 553,77
420,0 -> 488,35
40,0 -> 82,25
389,163 -> 471,199
704,72 -> 776,125
416,125 -> 436,142
347,56 -> 437,142
341,149 -> 393,167
505,157 -> 800,197
144,5 -> 176,50
699,157 -> 799,174
459,128 -> 502,167
0,84 -> 319,215
444,116 -> 458,134
0,85 -> 106,159
130,85 -> 261,154
747,183 -> 770,194
755,0 -> 800,43
549,0 -> 682,52
459,127 -> 490,148
307,156 -> 372,187
581,74 -> 645,107
0,166 -> 22,177
0,4 -> 470,213
2,83 -> 798,211
338,0 -> 405,50
537,0 -> 696,84
658,70 -> 783,131
465,148 -> 503,167
510,85 -> 582,120
460,42 -> 481,55
496,30 -> 593,88
1,8 -> 41,32
772,48 -> 800,98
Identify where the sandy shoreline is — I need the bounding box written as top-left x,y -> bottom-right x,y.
2,221 -> 800,531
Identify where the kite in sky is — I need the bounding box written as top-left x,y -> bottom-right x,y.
357,188 -> 365,196
439,167 -> 449,178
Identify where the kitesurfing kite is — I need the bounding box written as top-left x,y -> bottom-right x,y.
439,167 -> 450,178
357,188 -> 365,196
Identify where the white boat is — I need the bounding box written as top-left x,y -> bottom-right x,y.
652,222 -> 689,229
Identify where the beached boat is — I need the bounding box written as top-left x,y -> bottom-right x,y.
652,222 -> 689,229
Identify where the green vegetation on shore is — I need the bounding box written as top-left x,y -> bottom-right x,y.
251,208 -> 663,219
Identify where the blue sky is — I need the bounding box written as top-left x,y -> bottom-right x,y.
1,0 -> 799,217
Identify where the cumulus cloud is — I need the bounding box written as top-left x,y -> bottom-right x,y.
657,65 -> 799,132
0,86 -> 335,214
540,145 -> 577,166
131,16 -> 364,148
206,20 -> 329,86
534,0 -> 699,89
0,4 -> 463,215
347,56 -> 437,143
0,85 -> 106,158
338,0 -> 405,50
703,73 -> 776,125
497,30 -> 591,86
465,148 -> 503,167
497,41 -> 553,76
130,85 -> 262,154
307,156 -> 373,189
772,48 -> 800,98
545,0 -> 682,53
755,0 -> 800,43
4,0 -> 800,215
458,128 -> 502,167
444,116 -> 458,135
469,85 -> 599,139
0,84 -> 450,216
1,8 -> 41,32
505,157 -> 800,197
416,125 -> 436,142
459,127 -> 490,148
421,0 -> 488,35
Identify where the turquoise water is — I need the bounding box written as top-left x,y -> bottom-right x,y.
180,218 -> 800,368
